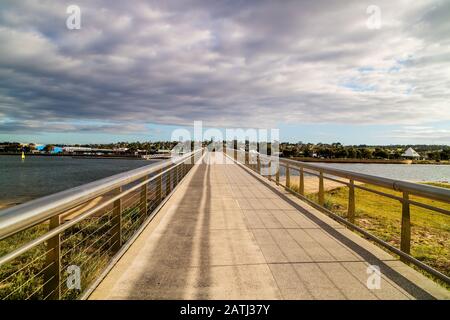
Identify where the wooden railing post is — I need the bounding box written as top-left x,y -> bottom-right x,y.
167,166 -> 172,194
286,164 -> 290,188
234,148 -> 237,161
157,169 -> 163,201
140,175 -> 148,216
268,161 -> 272,180
400,191 -> 411,256
299,168 -> 305,195
111,187 -> 123,253
275,164 -> 280,185
175,164 -> 179,185
318,172 -> 325,206
257,156 -> 261,174
43,215 -> 61,300
173,164 -> 177,187
348,179 -> 355,224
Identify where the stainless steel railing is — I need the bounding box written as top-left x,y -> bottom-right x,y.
225,148 -> 450,285
0,148 -> 203,299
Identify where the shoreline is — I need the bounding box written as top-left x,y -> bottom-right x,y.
289,157 -> 450,165
0,153 -> 147,160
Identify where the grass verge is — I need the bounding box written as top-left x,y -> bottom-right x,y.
289,180 -> 450,287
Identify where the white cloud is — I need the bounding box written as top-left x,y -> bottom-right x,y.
391,126 -> 450,142
0,0 -> 449,134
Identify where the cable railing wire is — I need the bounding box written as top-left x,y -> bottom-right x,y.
0,149 -> 203,300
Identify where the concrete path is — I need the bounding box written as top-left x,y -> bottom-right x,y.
90,152 -> 449,300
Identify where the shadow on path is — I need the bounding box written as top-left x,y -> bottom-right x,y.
125,162 -> 212,299
238,163 -> 436,300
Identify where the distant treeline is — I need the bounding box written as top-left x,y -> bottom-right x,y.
1,141 -> 449,160
0,141 -> 180,154
278,142 -> 450,160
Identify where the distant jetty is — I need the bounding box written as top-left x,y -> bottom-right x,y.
0,152 -> 167,160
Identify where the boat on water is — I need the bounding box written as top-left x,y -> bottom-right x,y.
21,151 -> 25,160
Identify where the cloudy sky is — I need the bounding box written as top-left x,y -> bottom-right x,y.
0,0 -> 449,144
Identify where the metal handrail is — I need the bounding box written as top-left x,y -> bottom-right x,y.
254,153 -> 450,204
0,159 -> 182,266
0,149 -> 202,240
0,148 -> 203,300
226,148 -> 450,284
278,157 -> 450,204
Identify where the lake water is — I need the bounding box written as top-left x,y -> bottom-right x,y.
0,156 -> 156,206
1,155 -> 449,208
281,162 -> 450,182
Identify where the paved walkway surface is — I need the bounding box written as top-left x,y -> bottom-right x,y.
90,152 -> 449,300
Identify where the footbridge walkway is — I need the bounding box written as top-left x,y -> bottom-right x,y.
0,150 -> 449,299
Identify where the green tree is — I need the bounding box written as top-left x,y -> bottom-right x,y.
335,148 -> 348,158
373,148 -> 389,159
440,148 -> 450,160
347,148 -> 357,158
359,148 -> 372,159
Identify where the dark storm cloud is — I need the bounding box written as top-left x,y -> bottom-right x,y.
0,0 -> 449,134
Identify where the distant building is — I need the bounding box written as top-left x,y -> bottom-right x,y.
157,149 -> 172,154
63,146 -> 93,153
63,146 -> 118,155
401,147 -> 420,159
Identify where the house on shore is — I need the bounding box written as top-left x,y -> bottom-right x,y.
401,147 -> 421,159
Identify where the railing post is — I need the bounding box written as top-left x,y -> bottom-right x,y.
167,166 -> 172,194
299,168 -> 304,195
157,168 -> 163,201
140,175 -> 148,216
275,164 -> 280,185
234,148 -> 237,161
174,164 -> 178,186
245,151 -> 249,165
400,191 -> 411,256
286,164 -> 290,188
318,172 -> 325,206
172,164 -> 176,188
268,160 -> 272,180
43,215 -> 61,300
111,187 -> 122,253
348,179 -> 355,224
257,155 -> 261,174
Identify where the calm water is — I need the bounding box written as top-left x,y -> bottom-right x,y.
1,156 -> 449,206
283,162 -> 450,182
0,156 -> 156,204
